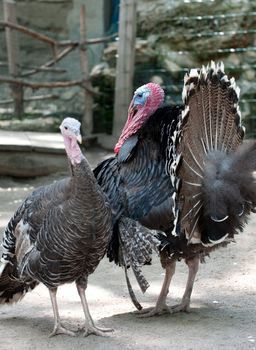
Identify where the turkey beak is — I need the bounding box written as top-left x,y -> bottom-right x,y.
76,134 -> 82,144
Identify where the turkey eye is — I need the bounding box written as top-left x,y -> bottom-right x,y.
64,126 -> 68,130
137,93 -> 143,98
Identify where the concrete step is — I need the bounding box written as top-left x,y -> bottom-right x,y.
0,130 -> 99,177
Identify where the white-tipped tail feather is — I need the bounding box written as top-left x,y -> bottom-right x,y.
169,61 -> 256,245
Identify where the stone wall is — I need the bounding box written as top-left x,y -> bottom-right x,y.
135,0 -> 256,135
92,0 -> 256,137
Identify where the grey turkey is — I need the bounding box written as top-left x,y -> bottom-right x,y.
94,62 -> 256,317
0,117 -> 113,337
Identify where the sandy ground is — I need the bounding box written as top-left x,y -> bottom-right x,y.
0,147 -> 255,350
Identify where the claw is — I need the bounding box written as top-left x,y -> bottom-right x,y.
135,304 -> 171,318
170,301 -> 190,314
49,323 -> 77,337
82,325 -> 114,337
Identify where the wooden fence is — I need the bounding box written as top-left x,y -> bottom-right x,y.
0,0 -> 137,139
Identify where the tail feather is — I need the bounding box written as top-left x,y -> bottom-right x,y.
200,142 -> 256,244
1,202 -> 26,265
171,61 -> 256,245
0,262 -> 38,305
118,217 -> 160,293
112,217 -> 161,310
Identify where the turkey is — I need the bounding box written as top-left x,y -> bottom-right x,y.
94,62 -> 256,317
94,83 -> 182,315
0,117 -> 113,337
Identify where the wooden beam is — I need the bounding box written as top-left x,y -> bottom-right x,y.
21,66 -> 67,76
3,0 -> 24,118
0,21 -> 117,47
0,20 -> 57,46
59,33 -> 118,47
79,4 -> 94,135
0,76 -> 101,96
0,94 -> 60,105
112,0 -> 137,139
0,75 -> 84,88
22,45 -> 77,78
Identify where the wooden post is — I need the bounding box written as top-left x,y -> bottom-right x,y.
79,4 -> 94,136
4,0 -> 24,118
112,0 -> 137,139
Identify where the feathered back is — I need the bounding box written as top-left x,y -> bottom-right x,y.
170,61 -> 256,246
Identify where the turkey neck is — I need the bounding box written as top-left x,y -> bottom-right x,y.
63,135 -> 99,201
63,136 -> 84,166
71,158 -> 98,194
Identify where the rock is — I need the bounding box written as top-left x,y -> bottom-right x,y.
0,128 -> 98,177
102,39 -> 158,68
0,150 -> 67,177
242,69 -> 255,82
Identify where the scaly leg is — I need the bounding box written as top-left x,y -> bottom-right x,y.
137,260 -> 176,317
76,283 -> 114,337
49,287 -> 76,337
170,255 -> 200,313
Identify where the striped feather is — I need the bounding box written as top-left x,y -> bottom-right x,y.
170,61 -> 256,245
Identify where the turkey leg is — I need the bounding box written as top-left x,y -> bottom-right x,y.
76,282 -> 114,337
49,287 -> 76,337
137,260 -> 176,317
170,255 -> 199,313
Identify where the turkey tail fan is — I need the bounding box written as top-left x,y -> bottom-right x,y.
173,61 -> 256,246
0,263 -> 38,304
200,141 -> 256,245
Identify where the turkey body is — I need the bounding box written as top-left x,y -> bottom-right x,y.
0,118 -> 113,337
94,105 -> 181,262
94,102 -> 188,315
20,163 -> 111,289
95,65 -> 256,317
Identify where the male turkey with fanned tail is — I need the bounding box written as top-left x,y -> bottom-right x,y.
94,62 -> 256,317
163,62 -> 256,313
0,118 -> 113,337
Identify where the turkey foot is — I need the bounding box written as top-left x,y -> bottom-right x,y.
170,300 -> 190,313
136,303 -> 170,318
136,262 -> 176,318
80,324 -> 114,337
76,283 -> 114,337
49,322 -> 76,337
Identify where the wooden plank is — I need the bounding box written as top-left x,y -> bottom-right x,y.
112,0 -> 137,139
79,4 -> 94,135
0,94 -> 60,105
0,20 -> 57,46
0,21 -> 117,47
3,0 -> 24,118
0,75 -> 83,88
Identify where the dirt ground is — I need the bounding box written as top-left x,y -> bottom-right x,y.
0,147 -> 255,350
